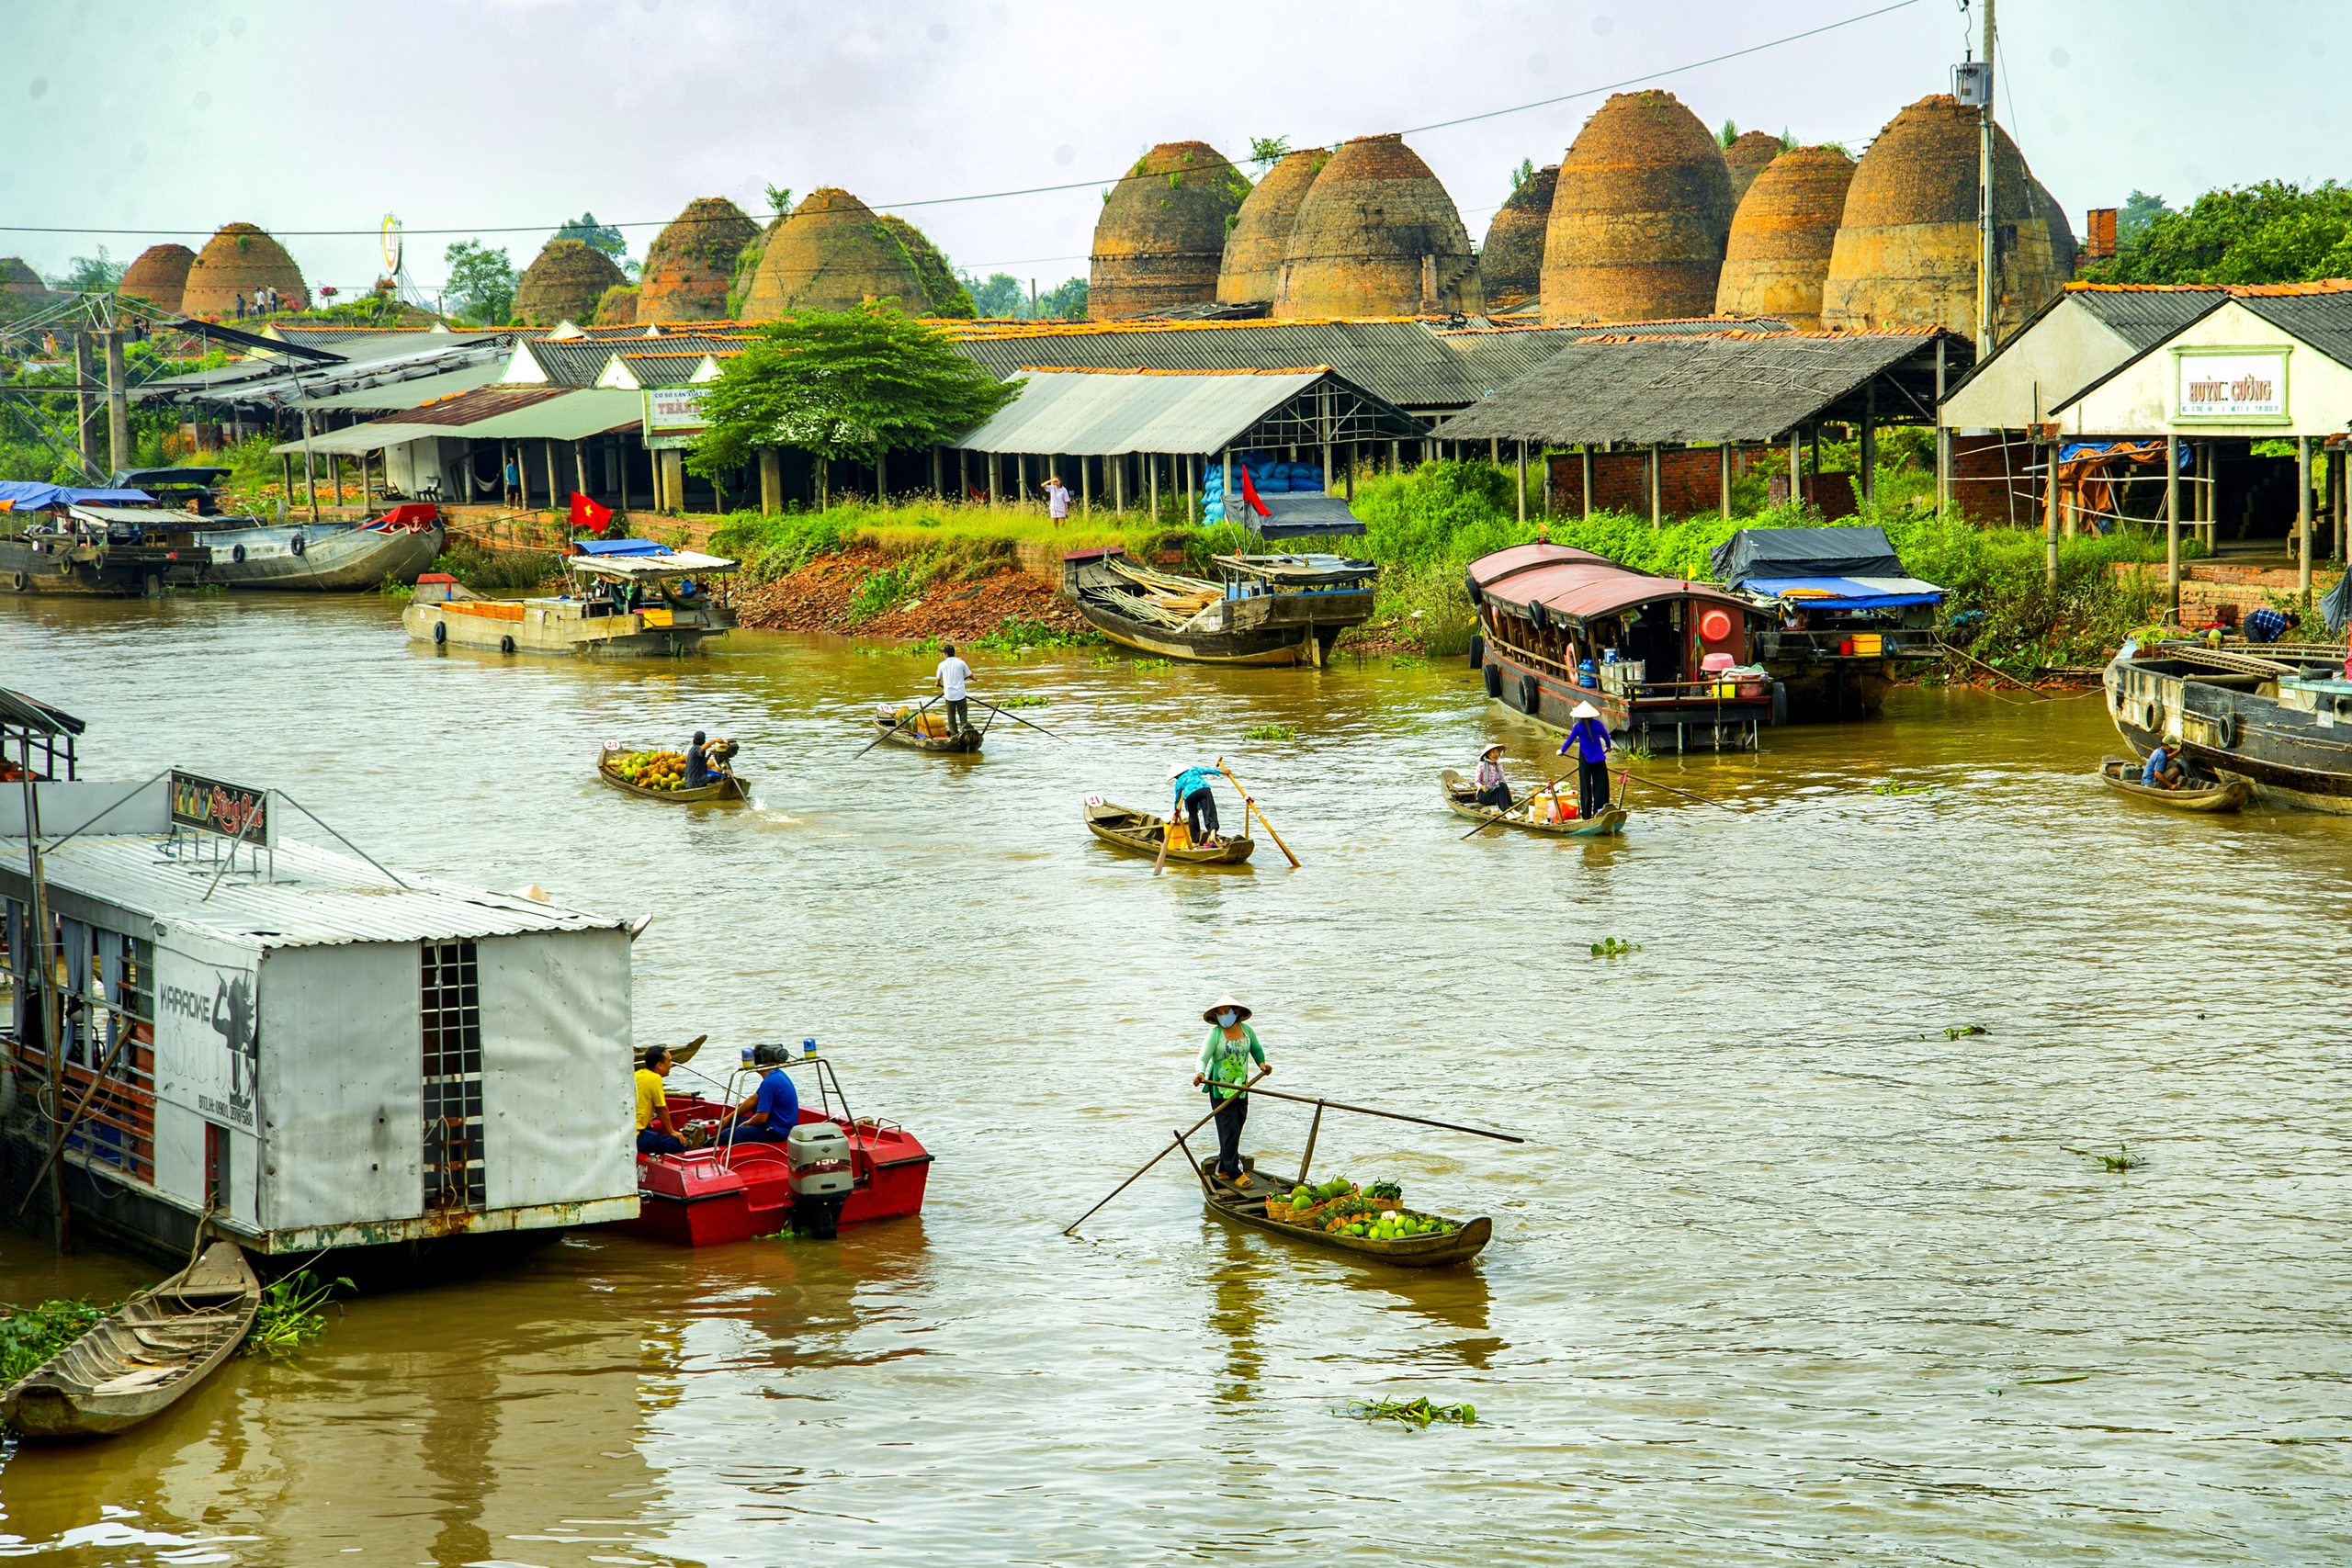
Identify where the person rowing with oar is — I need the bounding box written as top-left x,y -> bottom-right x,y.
1192,996 -> 1270,1189
1556,701 -> 1612,819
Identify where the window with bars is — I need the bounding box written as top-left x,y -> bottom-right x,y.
421,941 -> 485,1212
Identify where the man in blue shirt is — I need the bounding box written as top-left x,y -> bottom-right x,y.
1169,762 -> 1223,846
685,730 -> 711,788
2141,743 -> 2185,789
2243,606 -> 2298,644
719,1058 -> 800,1145
1556,700 -> 1613,818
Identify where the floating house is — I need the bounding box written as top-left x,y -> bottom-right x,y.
3,771 -> 638,1261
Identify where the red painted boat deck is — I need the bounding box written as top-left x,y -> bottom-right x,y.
613,1094 -> 933,1247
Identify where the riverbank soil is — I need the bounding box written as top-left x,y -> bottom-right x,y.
736,545 -> 1089,640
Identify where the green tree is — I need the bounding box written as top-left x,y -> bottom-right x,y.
2085,180 -> 2352,285
1248,135 -> 1291,172
554,210 -> 627,258
441,241 -> 517,324
1508,157 -> 1535,192
686,303 -> 1023,490
764,184 -> 794,217
1035,276 -> 1088,319
49,246 -> 125,293
2117,189 -> 2170,246
1718,119 -> 1737,149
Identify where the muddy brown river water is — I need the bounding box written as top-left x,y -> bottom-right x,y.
2,592 -> 2348,1565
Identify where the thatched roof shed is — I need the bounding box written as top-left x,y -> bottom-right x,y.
1273,134 -> 1481,318
1091,141 -> 1250,320
1480,164 -> 1558,311
1216,147 -> 1329,306
639,197 -> 758,322
1721,131 -> 1785,212
742,187 -> 926,319
514,239 -> 626,327
1820,95 -> 2066,344
877,214 -> 974,318
1542,91 -> 1731,324
181,223 -> 309,316
119,244 -> 197,312
1714,147 -> 1856,331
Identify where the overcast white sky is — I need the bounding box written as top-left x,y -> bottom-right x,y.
4,0 -> 2338,299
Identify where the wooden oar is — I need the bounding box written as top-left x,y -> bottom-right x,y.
969,696 -> 1063,740
1620,771 -> 1746,813
1153,808 -> 1172,875
1458,802 -> 1514,840
1063,1068 -> 1269,1235
1216,758 -> 1299,866
853,694 -> 940,758
1217,1080 -> 1525,1145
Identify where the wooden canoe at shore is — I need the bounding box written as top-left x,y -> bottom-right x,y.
1199,1159 -> 1491,1269
1440,768 -> 1626,838
2098,755 -> 2247,813
1,1243 -> 259,1441
1083,801 -> 1254,864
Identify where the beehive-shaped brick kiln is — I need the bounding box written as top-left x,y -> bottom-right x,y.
1543,91 -> 1731,324
1819,95 -> 2065,343
119,243 -> 197,312
1479,164 -> 1558,311
180,223 -> 309,316
877,214 -> 975,317
593,285 -> 639,326
1273,133 -> 1481,318
639,197 -> 758,323
1714,146 -> 1856,331
513,238 -> 626,327
1090,141 -> 1250,320
0,258 -> 48,298
1721,130 -> 1785,213
743,187 -> 927,319
1216,147 -> 1328,306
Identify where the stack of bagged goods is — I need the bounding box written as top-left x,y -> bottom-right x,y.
1199,451 -> 1326,522
878,704 -> 952,738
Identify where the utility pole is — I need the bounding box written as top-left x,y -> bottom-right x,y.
103,330 -> 130,476
1976,0 -> 1997,359
72,332 -> 97,473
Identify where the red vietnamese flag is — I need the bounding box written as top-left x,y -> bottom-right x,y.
1237,464 -> 1270,518
569,491 -> 613,535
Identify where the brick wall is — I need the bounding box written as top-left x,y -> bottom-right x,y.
1950,432 -> 2036,528
1546,448 -> 1737,518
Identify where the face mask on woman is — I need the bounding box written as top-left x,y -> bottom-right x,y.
1216,1010 -> 1238,1028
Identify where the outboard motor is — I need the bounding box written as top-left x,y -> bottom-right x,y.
786,1122 -> 854,1238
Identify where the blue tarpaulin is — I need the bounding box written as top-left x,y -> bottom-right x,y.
569,537 -> 671,556
0,481 -> 154,510
1744,575 -> 1945,611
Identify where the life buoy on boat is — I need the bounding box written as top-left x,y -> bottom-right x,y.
5,570 -> 25,592
1528,602 -> 1548,631
1483,662 -> 1502,700
433,619 -> 447,645
1464,572 -> 1483,607
1468,634 -> 1484,671
1518,671 -> 1541,715
288,534 -> 306,556
2215,712 -> 2239,749
499,635 -> 515,655
2142,699 -> 2162,732
231,544 -> 246,563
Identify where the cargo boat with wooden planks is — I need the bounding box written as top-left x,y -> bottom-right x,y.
1062,548 -> 1376,666
2105,638 -> 2352,811
404,538 -> 737,657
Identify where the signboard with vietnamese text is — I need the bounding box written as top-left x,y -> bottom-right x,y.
169,770 -> 275,848
642,387 -> 707,451
2174,349 -> 2290,424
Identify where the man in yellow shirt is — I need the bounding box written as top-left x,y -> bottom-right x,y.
635,1045 -> 684,1156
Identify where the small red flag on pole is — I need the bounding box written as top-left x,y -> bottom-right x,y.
569,491 -> 613,536
1237,465 -> 1271,518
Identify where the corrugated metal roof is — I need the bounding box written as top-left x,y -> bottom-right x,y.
453,388 -> 645,440
2239,291 -> 2352,368
2070,288 -> 2225,350
303,360 -> 508,411
955,369 -> 1328,454
270,421 -> 441,456
16,834 -> 627,951
141,340 -> 511,410
514,333 -> 760,388
1440,332 -> 1959,446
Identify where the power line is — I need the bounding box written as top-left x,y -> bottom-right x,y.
0,1 -> 1925,244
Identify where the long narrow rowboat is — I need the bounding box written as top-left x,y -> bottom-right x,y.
595,743 -> 749,803
1083,801 -> 1254,864
2098,755 -> 2247,813
1440,768 -> 1627,838
1,1242 -> 259,1441
873,707 -> 983,753
1198,1159 -> 1491,1269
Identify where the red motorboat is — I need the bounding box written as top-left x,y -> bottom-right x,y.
615,1053 -> 933,1247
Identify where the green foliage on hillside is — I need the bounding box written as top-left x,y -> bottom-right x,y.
2083,180 -> 2352,285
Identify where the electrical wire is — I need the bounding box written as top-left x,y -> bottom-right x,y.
0,0 -> 1928,243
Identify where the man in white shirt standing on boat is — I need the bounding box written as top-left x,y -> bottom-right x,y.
934,643 -> 972,734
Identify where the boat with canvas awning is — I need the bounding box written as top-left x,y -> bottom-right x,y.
404,537 -> 737,657
1712,525 -> 1944,719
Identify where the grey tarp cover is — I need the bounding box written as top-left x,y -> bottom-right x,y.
1710,525 -> 1905,585
1227,492 -> 1367,538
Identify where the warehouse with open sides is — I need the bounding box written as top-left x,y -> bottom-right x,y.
3,767 -> 639,1265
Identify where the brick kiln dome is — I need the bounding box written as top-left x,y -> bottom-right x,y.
743,187 -> 926,320
1216,147 -> 1328,305
181,223 -> 309,316
1542,91 -> 1732,324
1090,141 -> 1250,320
1820,94 -> 2065,343
118,243 -> 197,312
1479,164 -> 1557,310
0,257 -> 46,296
639,197 -> 758,323
514,239 -> 626,327
1713,146 -> 1857,331
593,285 -> 639,326
1274,133 -> 1482,318
1721,130 -> 1785,213
877,214 -> 975,318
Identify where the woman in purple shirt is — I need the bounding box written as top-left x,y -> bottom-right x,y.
1557,701 -> 1612,819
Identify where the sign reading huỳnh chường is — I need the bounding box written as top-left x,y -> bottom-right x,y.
169,770 -> 273,847
2176,351 -> 2289,422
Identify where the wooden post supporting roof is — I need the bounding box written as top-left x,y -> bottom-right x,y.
2164,434 -> 2179,612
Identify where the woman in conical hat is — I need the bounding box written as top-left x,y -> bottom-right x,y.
1192,996 -> 1269,1188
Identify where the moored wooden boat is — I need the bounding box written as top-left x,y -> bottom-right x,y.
595,742 -> 748,802
1083,800 -> 1255,864
873,705 -> 983,753
1,1243 -> 259,1441
1199,1160 -> 1491,1269
1063,547 -> 1376,667
2098,755 -> 2247,813
1440,768 -> 1627,837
